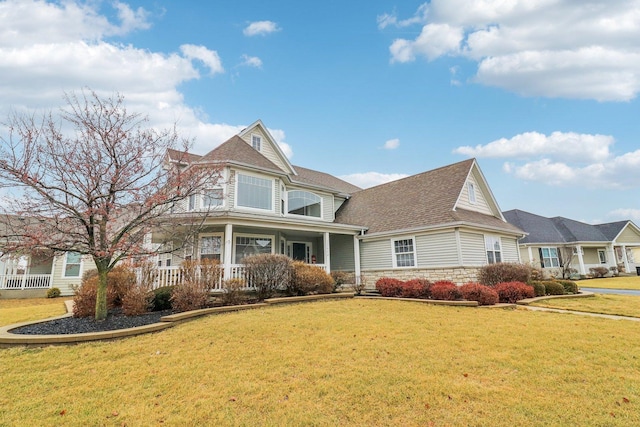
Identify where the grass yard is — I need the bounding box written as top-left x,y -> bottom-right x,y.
2,299 -> 640,426
531,294 -> 640,318
0,298 -> 70,327
578,275 -> 640,290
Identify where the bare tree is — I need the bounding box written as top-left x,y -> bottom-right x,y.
0,90 -> 218,320
558,246 -> 577,279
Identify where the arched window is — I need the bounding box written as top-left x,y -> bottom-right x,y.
287,190 -> 321,218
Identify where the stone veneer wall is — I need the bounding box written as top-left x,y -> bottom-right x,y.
362,267 -> 480,288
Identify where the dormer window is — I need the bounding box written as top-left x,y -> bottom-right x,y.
252,134 -> 262,151
468,182 -> 476,204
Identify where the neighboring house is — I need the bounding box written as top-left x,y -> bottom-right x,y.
1,120 -> 525,296
503,209 -> 640,277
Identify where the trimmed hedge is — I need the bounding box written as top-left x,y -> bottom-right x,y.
430,281 -> 461,301
556,280 -> 579,294
375,278 -> 404,297
478,262 -> 532,287
541,281 -> 565,296
529,281 -> 546,297
459,283 -> 498,306
494,281 -> 534,303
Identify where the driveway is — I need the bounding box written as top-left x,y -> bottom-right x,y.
580,287 -> 640,296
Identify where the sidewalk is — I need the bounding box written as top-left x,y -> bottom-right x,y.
524,305 -> 640,322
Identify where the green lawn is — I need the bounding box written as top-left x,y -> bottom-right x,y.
578,275 -> 640,290
1,299 -> 640,426
0,298 -> 70,327
531,294 -> 640,318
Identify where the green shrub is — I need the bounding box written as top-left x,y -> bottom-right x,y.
459,283 -> 498,305
375,277 -> 404,297
529,281 -> 546,297
494,281 -> 534,303
430,281 -> 461,301
46,287 -> 61,298
243,254 -> 293,300
556,280 -> 579,294
542,281 -> 565,296
478,263 -> 532,287
151,286 -> 174,311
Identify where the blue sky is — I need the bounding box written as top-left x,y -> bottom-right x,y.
1,0 -> 640,224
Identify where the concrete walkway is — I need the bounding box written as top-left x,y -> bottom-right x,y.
523,305 -> 640,322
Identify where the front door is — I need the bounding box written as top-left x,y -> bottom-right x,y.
292,242 -> 308,262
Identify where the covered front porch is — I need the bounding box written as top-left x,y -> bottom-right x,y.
569,244 -> 637,276
0,252 -> 54,291
149,221 -> 362,290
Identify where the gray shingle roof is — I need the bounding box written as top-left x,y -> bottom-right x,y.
291,165 -> 362,195
335,159 -> 521,235
503,209 -> 617,243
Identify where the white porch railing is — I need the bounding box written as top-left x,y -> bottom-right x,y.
0,274 -> 53,290
145,263 -> 327,290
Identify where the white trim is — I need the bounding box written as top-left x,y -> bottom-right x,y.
62,251 -> 83,278
284,189 -> 323,220
239,120 -> 297,175
391,236 -> 417,268
251,133 -> 262,151
234,171 -> 275,213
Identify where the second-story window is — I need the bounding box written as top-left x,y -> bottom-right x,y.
237,173 -> 273,210
287,190 -> 321,218
252,134 -> 261,151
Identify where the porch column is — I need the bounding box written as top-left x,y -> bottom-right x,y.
576,245 -> 586,275
353,235 -> 361,286
608,244 -> 616,269
224,223 -> 233,280
527,247 -> 533,264
622,245 -> 630,273
323,232 -> 331,273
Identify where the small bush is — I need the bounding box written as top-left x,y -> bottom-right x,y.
290,262 -> 334,295
330,270 -> 354,292
375,277 -> 404,297
244,254 -> 293,300
105,265 -> 137,306
589,266 -> 609,278
430,281 -> 461,301
121,283 -> 153,316
221,278 -> 245,306
151,286 -> 174,311
400,278 -> 431,298
350,274 -> 367,295
494,281 -> 534,303
609,266 -> 619,277
46,287 -> 61,298
459,283 -> 499,306
180,259 -> 222,290
170,280 -> 210,313
73,270 -> 122,317
479,263 -> 532,287
529,281 -> 546,297
556,279 -> 579,294
529,266 -> 544,281
542,281 -> 565,296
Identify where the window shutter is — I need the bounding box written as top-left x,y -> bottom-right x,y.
538,248 -> 544,268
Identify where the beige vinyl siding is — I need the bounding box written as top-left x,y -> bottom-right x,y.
457,173 -> 494,215
416,231 -> 458,267
360,239 -> 392,270
330,234 -> 355,271
459,231 -> 487,265
583,247 -> 603,264
321,193 -> 334,221
501,237 -> 520,262
240,127 -> 292,174
519,247 -> 531,264
227,170 -> 236,208
52,254 -> 96,296
616,226 -> 640,244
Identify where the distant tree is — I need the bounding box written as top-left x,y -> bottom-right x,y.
0,90 -> 218,320
559,246 -> 577,279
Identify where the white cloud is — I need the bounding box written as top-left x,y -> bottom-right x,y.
608,208 -> 640,222
0,1 -> 293,158
180,44 -> 224,75
383,138 -> 400,150
382,0 -> 640,101
240,54 -> 263,68
454,131 -> 614,163
339,172 -> 408,189
243,20 -> 280,37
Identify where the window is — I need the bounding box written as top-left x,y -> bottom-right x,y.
64,252 -> 82,277
251,134 -> 261,151
237,173 -> 272,210
485,236 -> 502,264
540,247 -> 560,268
188,194 -> 197,211
393,238 -> 416,267
235,235 -> 273,263
202,188 -> 223,208
200,236 -> 222,261
287,190 -> 321,218
468,182 -> 477,204
598,249 -> 607,264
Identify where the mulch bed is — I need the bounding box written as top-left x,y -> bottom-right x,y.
11,308 -> 172,335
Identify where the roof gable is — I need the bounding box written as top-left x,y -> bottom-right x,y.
335,159 -> 520,235
238,120 -> 295,175
454,159 -> 505,220
199,135 -> 284,173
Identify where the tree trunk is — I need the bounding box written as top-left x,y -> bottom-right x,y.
95,268 -> 109,321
